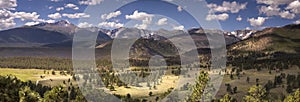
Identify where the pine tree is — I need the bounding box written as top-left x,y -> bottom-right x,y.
284,89 -> 300,102
246,77 -> 250,83
149,91 -> 153,96
286,84 -> 293,93
219,94 -> 235,102
189,71 -> 209,102
226,84 -> 233,94
19,86 -> 41,102
233,86 -> 238,94
264,80 -> 273,92
243,85 -> 268,102
43,86 -> 68,102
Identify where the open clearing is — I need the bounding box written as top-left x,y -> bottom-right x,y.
0,68 -> 72,86
111,75 -> 179,98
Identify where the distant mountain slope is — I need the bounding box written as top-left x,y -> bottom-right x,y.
0,21 -> 112,48
0,27 -> 69,47
42,29 -> 112,48
229,24 -> 300,53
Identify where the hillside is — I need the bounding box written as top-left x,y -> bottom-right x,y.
229,24 -> 300,54
227,24 -> 300,70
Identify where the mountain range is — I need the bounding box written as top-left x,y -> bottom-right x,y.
0,20 -> 251,47
0,20 -> 298,59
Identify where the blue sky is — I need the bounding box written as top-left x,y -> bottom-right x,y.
0,0 -> 300,31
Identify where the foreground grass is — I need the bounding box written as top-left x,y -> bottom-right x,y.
1,65 -> 299,101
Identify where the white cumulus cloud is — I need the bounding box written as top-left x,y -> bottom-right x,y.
279,11 -> 295,19
207,1 -> 247,13
79,0 -> 103,5
56,7 -> 64,11
98,22 -> 124,28
78,22 -> 93,28
65,3 -> 79,10
62,13 -> 90,19
259,5 -> 281,16
48,13 -> 62,19
206,13 -> 229,21
295,19 -> 300,24
126,10 -> 154,29
65,3 -> 76,8
0,10 -> 15,30
177,6 -> 183,12
125,10 -> 154,20
164,0 -> 173,2
101,11 -> 122,20
0,8 -> 56,30
24,21 -> 40,26
257,0 -> 294,6
0,17 -> 15,30
48,6 -> 54,9
13,12 -> 40,21
286,0 -> 300,14
248,17 -> 268,27
259,0 -> 300,19
173,25 -> 185,31
0,0 -> 17,10
0,9 -> 13,19
245,27 -> 251,30
157,18 -> 168,25
134,17 -> 152,29
41,19 -> 56,23
236,15 -> 242,21
50,0 -> 61,2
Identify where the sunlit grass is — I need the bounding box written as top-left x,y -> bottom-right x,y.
0,68 -> 70,84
